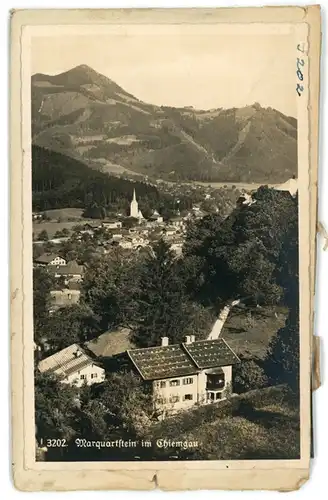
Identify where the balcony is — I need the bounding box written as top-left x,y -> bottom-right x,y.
206,373 -> 225,391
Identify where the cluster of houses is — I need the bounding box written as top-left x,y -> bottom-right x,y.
70,189 -> 198,255
33,253 -> 84,313
37,329 -> 240,415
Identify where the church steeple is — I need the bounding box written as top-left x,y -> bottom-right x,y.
130,188 -> 139,218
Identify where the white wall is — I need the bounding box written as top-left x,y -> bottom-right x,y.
63,364 -> 105,388
153,365 -> 233,412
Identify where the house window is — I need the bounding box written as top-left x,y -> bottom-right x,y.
157,397 -> 167,404
91,373 -> 98,379
80,374 -> 86,380
170,379 -> 180,387
170,395 -> 180,403
156,381 -> 166,388
216,392 -> 223,400
183,377 -> 193,385
184,394 -> 193,401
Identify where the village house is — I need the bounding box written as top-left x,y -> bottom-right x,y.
170,241 -> 184,256
49,287 -> 81,313
38,344 -> 105,387
120,336 -> 240,414
78,222 -> 99,236
169,216 -> 185,229
32,212 -> 43,221
118,235 -> 148,250
149,210 -> 164,224
49,260 -> 85,282
102,219 -> 123,230
34,253 -> 67,267
163,226 -> 179,238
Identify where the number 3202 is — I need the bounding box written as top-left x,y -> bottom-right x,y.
46,438 -> 67,447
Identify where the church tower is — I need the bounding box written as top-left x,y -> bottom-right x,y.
130,189 -> 139,218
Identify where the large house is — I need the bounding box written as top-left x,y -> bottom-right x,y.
34,253 -> 66,267
120,335 -> 240,413
38,344 -> 105,387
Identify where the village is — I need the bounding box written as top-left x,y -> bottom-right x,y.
33,187 -> 246,416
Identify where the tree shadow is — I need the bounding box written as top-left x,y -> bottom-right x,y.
233,401 -> 299,429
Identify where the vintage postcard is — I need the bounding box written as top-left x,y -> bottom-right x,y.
11,6 -> 321,492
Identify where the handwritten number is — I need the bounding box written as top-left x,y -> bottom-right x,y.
296,84 -> 304,97
297,70 -> 304,81
296,49 -> 305,96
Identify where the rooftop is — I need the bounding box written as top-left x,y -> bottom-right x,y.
86,328 -> 134,358
34,253 -> 64,263
183,339 -> 240,369
127,338 -> 240,381
38,343 -> 99,379
128,344 -> 196,380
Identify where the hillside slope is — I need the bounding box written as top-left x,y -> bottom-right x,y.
32,145 -> 161,212
32,65 -> 297,183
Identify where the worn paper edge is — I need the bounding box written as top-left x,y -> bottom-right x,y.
10,5 -> 321,492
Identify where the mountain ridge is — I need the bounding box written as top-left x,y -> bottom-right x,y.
31,65 -> 297,183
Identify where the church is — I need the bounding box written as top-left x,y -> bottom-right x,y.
130,189 -> 144,220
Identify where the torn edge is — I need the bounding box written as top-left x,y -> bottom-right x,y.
312,336 -> 321,391
317,222 -> 328,251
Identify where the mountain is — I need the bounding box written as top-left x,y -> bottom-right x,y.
31,65 -> 297,183
32,145 -> 162,213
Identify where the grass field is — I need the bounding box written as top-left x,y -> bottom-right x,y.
151,385 -> 299,460
41,208 -> 85,220
33,217 -> 102,239
222,305 -> 288,359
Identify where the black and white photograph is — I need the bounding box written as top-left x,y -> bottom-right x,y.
30,23 -> 301,464
10,9 -> 321,490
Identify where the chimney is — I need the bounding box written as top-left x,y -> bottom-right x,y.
185,335 -> 191,344
190,335 -> 196,343
161,336 -> 169,347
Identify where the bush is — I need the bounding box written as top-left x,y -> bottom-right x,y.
233,359 -> 268,394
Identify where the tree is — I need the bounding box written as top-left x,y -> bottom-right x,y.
42,304 -> 101,353
38,229 -> 49,241
33,267 -> 57,344
183,187 -> 298,311
133,239 -> 212,347
83,252 -> 142,330
35,370 -> 78,443
99,370 -> 153,436
264,311 -> 299,393
233,358 -> 268,394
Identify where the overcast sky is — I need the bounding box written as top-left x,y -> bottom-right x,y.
31,28 -> 297,117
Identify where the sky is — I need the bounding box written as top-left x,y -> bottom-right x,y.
31,27 -> 297,117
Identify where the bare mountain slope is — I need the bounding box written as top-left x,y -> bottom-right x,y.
32,65 -> 297,183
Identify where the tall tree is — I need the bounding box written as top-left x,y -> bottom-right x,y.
183,187 -> 298,311
83,251 -> 142,330
133,240 -> 212,347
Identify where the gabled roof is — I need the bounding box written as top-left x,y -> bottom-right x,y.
128,344 -> 196,380
38,343 -> 101,379
34,253 -> 64,263
86,328 -> 134,358
183,339 -> 240,369
127,338 -> 240,381
49,260 -> 85,276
